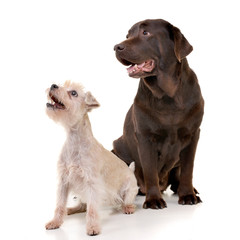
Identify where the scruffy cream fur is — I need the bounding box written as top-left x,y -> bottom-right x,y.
45,81 -> 138,236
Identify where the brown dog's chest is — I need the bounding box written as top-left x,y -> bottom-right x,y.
134,101 -> 196,131
142,120 -> 192,160
133,98 -> 202,157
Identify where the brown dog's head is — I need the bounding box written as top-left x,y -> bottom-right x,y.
114,19 -> 193,90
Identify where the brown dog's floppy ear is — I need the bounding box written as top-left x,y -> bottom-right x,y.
85,91 -> 100,111
171,26 -> 193,62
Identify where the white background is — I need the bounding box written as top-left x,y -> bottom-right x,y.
0,0 -> 239,239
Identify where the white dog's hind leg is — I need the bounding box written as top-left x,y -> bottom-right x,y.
121,178 -> 138,214
67,202 -> 87,215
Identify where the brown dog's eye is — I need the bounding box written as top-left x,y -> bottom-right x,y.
126,34 -> 129,39
143,30 -> 150,36
71,90 -> 78,97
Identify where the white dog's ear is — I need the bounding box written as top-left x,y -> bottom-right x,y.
85,91 -> 100,111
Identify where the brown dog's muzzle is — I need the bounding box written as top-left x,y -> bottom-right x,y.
114,43 -> 125,52
114,41 -> 155,78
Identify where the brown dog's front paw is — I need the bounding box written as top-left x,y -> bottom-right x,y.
178,194 -> 202,205
143,198 -> 167,209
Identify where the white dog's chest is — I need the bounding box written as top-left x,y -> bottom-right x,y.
66,163 -> 88,185
66,162 -> 101,201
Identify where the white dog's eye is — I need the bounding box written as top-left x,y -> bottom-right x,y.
71,90 -> 78,97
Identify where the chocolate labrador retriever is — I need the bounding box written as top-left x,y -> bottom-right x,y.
113,19 -> 204,209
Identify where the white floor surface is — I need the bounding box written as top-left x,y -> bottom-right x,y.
2,186 -> 239,240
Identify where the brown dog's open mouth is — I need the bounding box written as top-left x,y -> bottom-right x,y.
127,60 -> 155,76
119,59 -> 155,77
46,93 -> 65,110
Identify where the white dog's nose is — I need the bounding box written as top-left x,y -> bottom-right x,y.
51,84 -> 58,90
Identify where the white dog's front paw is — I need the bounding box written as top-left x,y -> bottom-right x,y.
123,204 -> 135,214
86,224 -> 101,236
45,219 -> 62,230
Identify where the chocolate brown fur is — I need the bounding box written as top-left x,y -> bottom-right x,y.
113,19 -> 204,209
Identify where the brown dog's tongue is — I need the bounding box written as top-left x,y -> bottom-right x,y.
127,60 -> 154,75
127,62 -> 145,74
142,60 -> 154,72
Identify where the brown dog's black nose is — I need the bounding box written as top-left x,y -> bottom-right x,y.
51,84 -> 59,90
114,44 -> 125,51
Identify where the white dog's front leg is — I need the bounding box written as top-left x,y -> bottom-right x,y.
86,188 -> 101,236
45,178 -> 69,230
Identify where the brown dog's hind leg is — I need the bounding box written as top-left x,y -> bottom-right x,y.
169,166 -> 180,194
113,136 -> 133,165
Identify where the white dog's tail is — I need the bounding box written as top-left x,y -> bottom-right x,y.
129,162 -> 135,172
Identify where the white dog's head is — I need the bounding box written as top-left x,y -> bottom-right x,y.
46,81 -> 99,128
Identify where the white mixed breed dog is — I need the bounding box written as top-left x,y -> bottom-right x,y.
45,81 -> 138,236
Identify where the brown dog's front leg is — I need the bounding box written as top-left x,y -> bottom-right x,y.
178,129 -> 202,205
137,136 -> 167,209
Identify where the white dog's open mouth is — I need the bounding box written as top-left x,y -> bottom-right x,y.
46,93 -> 65,110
